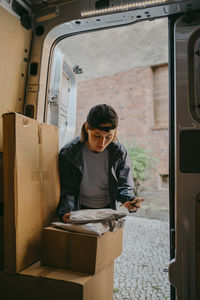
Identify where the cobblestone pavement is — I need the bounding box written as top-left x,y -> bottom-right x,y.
113,216 -> 170,300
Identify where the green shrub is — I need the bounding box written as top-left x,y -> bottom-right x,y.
126,142 -> 157,196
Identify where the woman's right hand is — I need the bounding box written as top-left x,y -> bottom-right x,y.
122,197 -> 144,212
62,212 -> 71,223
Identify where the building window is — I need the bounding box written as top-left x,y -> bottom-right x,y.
160,174 -> 169,189
152,64 -> 169,129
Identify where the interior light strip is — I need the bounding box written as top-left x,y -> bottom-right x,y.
81,0 -> 168,17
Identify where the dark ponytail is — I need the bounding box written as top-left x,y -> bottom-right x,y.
80,122 -> 88,142
80,104 -> 118,142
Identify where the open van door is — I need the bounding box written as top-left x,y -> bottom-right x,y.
168,11 -> 200,300
46,45 -> 77,148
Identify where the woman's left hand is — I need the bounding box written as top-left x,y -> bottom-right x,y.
123,197 -> 144,212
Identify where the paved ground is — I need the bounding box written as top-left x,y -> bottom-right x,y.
113,216 -> 170,300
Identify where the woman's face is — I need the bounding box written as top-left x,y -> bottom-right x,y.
85,123 -> 116,153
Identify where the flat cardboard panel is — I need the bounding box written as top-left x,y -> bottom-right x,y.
42,227 -> 123,274
0,261 -> 114,300
39,123 -> 60,226
16,114 -> 42,271
3,113 -> 59,273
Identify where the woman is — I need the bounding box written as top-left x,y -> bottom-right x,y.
57,104 -> 143,223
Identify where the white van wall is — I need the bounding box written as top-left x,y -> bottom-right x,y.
0,6 -> 32,152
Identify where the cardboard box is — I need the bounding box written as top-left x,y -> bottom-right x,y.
0,261 -> 114,300
3,113 -> 60,273
42,226 -> 123,274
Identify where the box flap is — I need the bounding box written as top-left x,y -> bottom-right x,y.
20,261 -> 92,284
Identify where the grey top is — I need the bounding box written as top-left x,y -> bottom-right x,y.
79,144 -> 111,208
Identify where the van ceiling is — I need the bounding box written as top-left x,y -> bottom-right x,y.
19,0 -> 200,18
19,0 -> 192,11
22,0 -> 74,11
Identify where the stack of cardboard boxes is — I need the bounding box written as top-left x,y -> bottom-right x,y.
0,113 -> 123,300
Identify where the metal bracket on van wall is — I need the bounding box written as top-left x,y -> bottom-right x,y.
12,0 -> 32,29
0,0 -> 32,29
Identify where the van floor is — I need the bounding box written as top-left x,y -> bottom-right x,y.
114,216 -> 170,300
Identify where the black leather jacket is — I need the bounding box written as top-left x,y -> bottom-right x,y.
57,137 -> 135,219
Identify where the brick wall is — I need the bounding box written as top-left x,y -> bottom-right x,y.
75,66 -> 168,191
